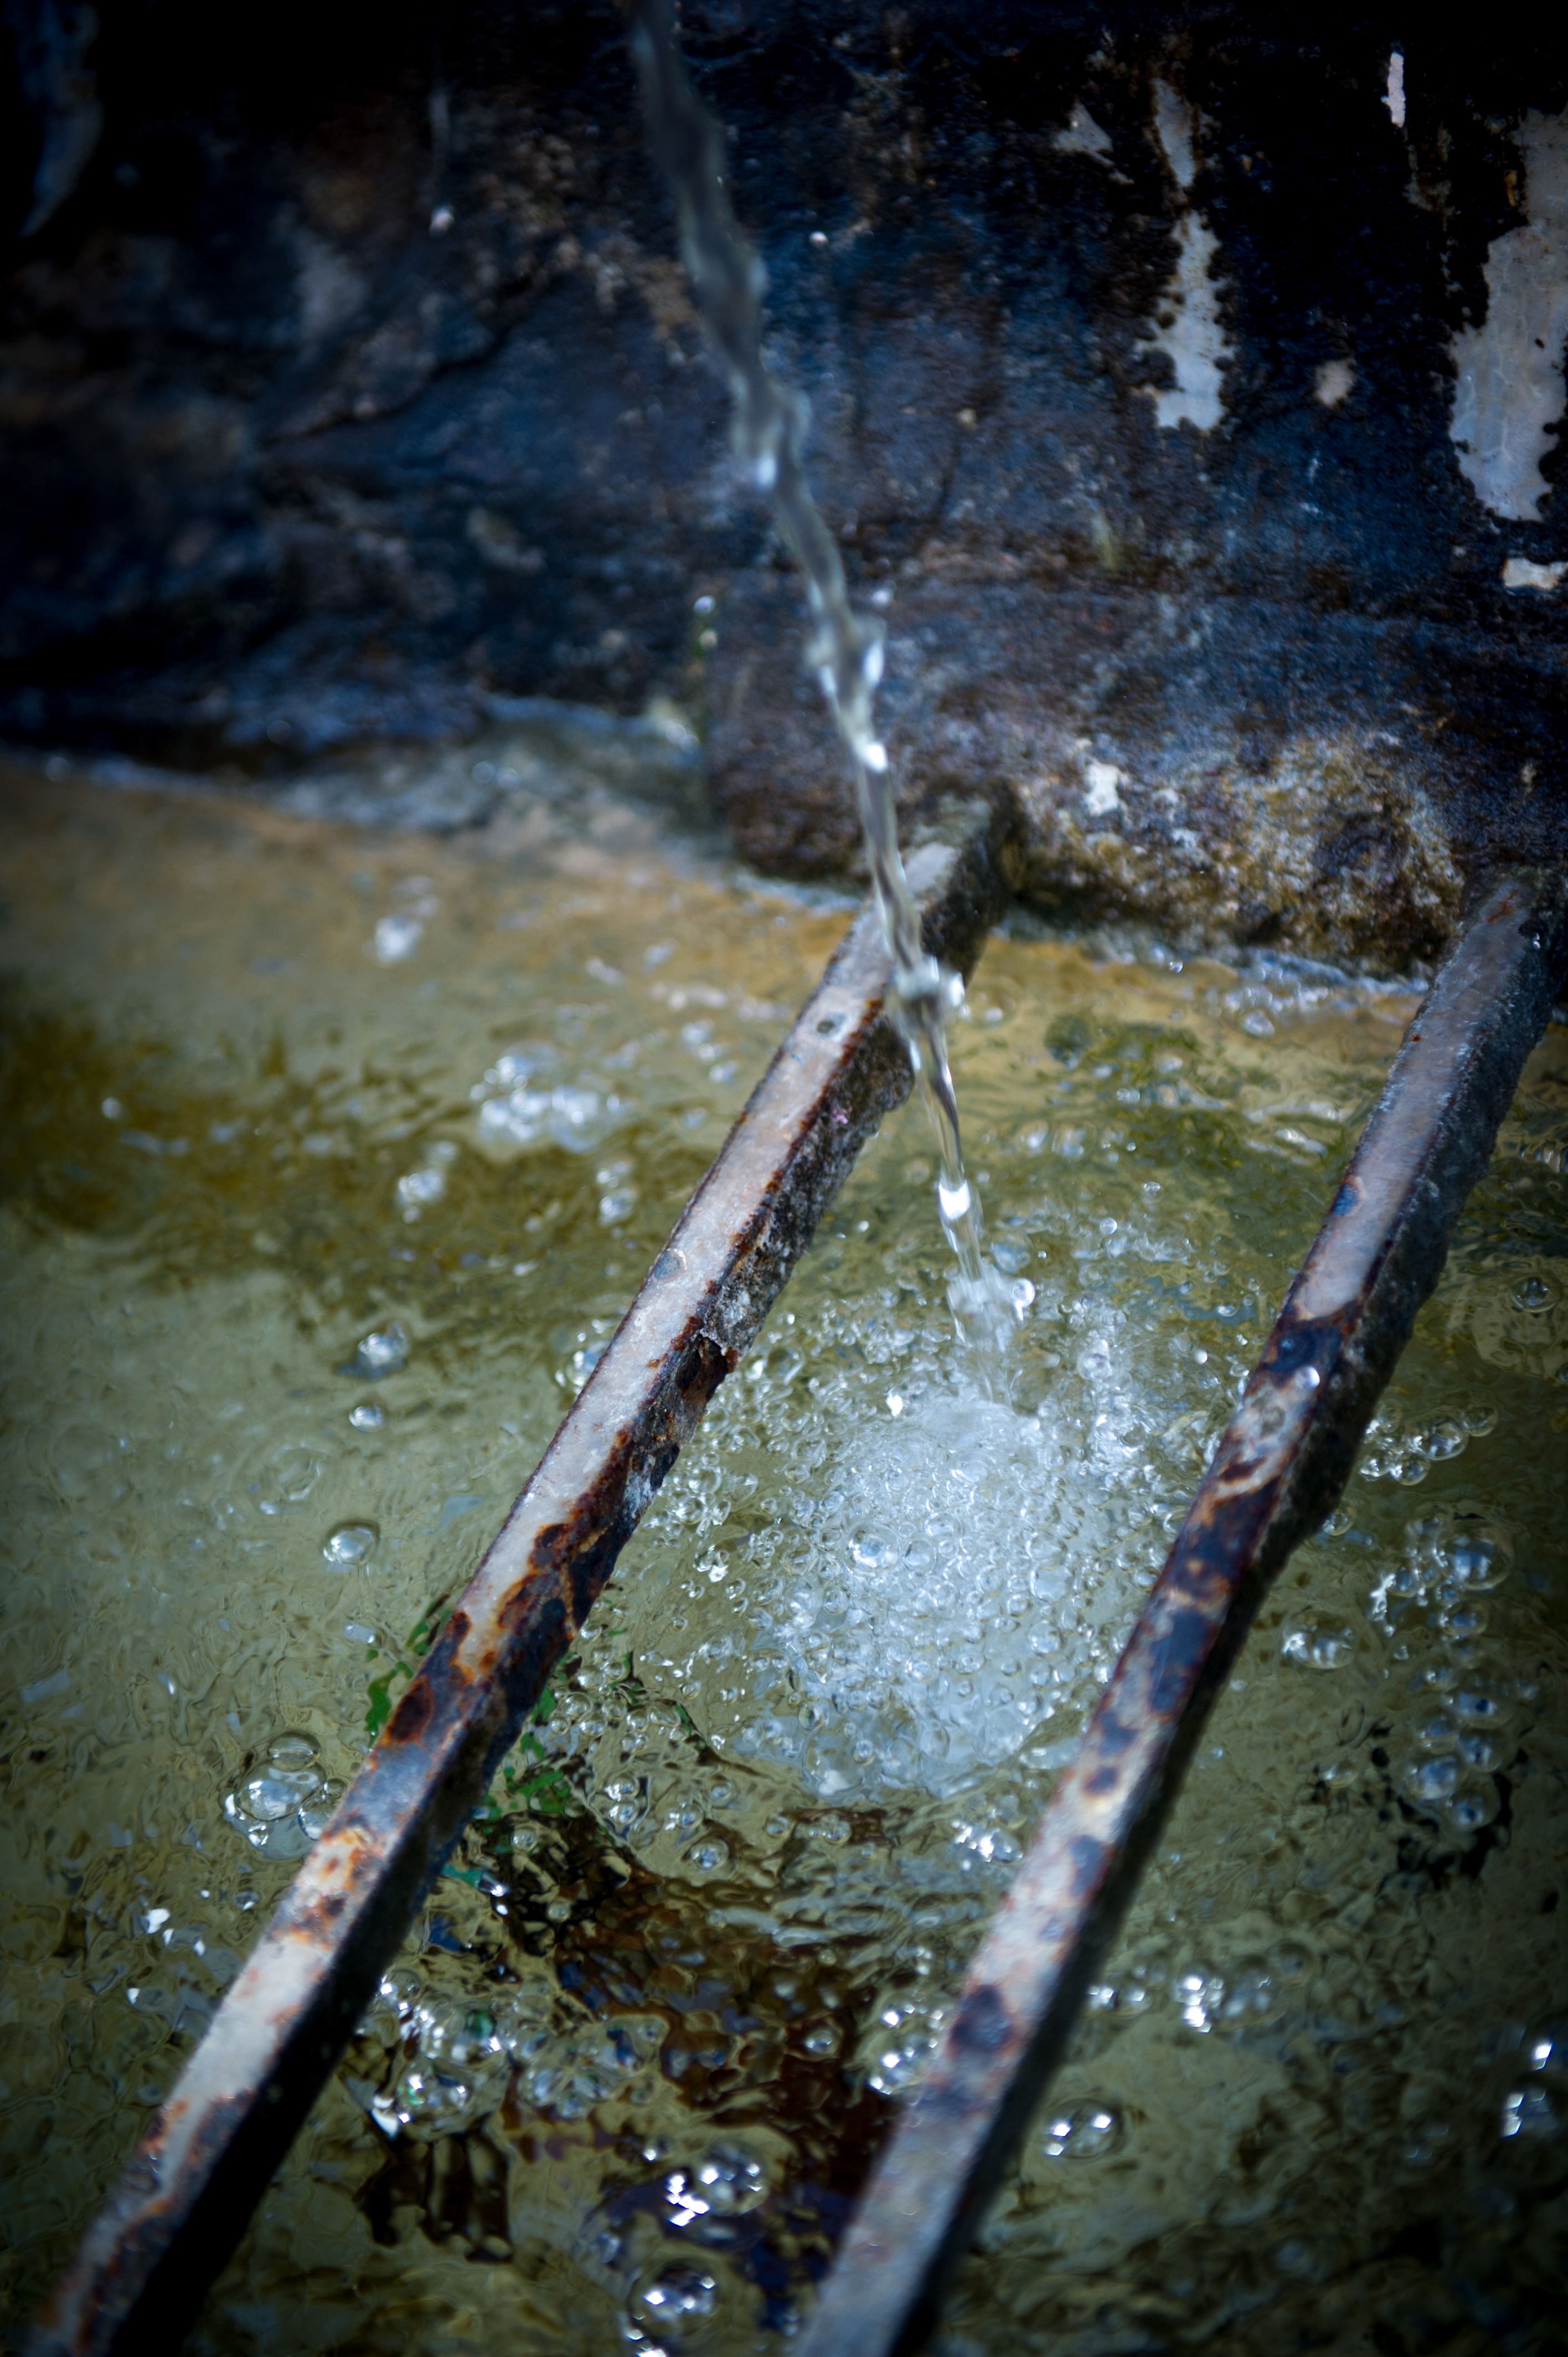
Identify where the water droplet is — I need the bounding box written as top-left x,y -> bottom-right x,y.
323,1521 -> 379,1567
345,1323 -> 409,1377
1510,1274 -> 1558,1314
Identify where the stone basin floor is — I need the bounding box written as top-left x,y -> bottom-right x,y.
1,747 -> 1566,2355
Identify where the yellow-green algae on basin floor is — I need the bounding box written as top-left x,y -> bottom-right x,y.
1,759 -> 1565,2356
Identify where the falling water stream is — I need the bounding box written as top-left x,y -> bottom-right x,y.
627,0 -> 1014,1350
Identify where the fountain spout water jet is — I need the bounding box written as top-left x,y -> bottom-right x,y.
627,0 -> 1014,1349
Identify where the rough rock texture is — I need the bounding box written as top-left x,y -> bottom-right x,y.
1,3 -> 1564,966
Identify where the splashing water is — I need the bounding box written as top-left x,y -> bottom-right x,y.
628,0 -> 1013,1350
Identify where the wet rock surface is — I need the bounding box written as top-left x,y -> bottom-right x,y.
1,1 -> 1564,966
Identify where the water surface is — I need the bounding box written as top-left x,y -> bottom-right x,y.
2,754 -> 1565,2354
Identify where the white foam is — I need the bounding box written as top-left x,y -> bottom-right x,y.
734,1342 -> 1157,1799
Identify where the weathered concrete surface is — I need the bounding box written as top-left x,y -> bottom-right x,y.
1,3 -> 1564,968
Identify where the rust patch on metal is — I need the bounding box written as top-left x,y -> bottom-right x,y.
947,1986 -> 1014,2058
796,867 -> 1568,2357
385,1679 -> 435,1747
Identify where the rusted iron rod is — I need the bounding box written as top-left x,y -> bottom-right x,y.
797,866 -> 1568,2357
33,809 -> 1010,2357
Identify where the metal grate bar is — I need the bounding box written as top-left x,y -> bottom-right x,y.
797,867 -> 1568,2357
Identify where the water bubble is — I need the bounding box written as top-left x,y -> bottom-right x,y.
323,1521 -> 378,1567
1438,1599 -> 1488,1639
300,1781 -> 344,1841
395,1144 -> 456,1216
224,1744 -> 324,1859
684,1836 -> 730,1873
1461,1404 -> 1499,1437
1219,1961 -> 1283,2026
1455,1687 -> 1505,1727
349,1402 -> 385,1430
1402,2118 -> 1454,2171
1447,1784 -> 1499,1834
626,2263 -> 718,2350
1039,2102 -> 1123,2159
246,1773 -> 312,1823
1417,1417 -> 1466,1461
373,914 -> 424,964
262,1445 -> 320,1505
1401,1754 -> 1459,1805
1449,1517 -> 1513,1591
692,2143 -> 767,2214
1509,1274 -> 1558,1314
1173,1969 -> 1224,2032
1502,2085 -> 1560,2140
1406,1506 -> 1453,1558
345,1323 -> 409,1377
1280,1618 -> 1355,1671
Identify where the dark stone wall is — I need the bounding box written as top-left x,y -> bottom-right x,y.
2,3 -> 1565,964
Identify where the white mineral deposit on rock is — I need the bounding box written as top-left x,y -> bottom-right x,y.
1143,80 -> 1233,433
1450,110 -> 1568,522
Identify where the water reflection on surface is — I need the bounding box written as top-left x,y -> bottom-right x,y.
1,755 -> 1565,2354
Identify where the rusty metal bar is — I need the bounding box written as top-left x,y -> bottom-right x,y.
33,807 -> 1010,2357
797,866 -> 1568,2357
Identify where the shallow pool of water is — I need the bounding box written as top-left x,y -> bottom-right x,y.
2,748 -> 1565,2354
